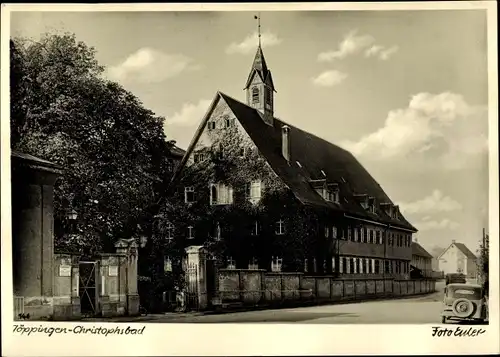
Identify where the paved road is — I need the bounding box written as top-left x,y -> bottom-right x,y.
139,281 -> 451,324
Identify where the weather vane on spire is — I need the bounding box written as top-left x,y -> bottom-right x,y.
254,13 -> 261,47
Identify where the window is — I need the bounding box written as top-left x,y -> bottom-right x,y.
164,257 -> 173,273
304,258 -> 308,273
325,226 -> 330,238
363,227 -> 367,243
226,257 -> 236,270
193,152 -> 208,164
252,87 -> 260,103
324,189 -> 339,203
376,231 -> 381,244
210,183 -> 234,205
224,117 -> 234,128
375,259 -> 380,274
369,229 -> 374,244
187,226 -> 195,239
207,121 -> 216,130
247,181 -> 262,204
239,147 -> 245,157
347,226 -> 352,241
251,221 -> 259,236
185,186 -> 195,203
353,258 -> 357,273
166,222 -> 174,241
271,256 -> 283,272
332,257 -> 336,272
340,257 -> 345,273
332,226 -> 338,239
248,258 -> 258,270
275,220 -> 285,235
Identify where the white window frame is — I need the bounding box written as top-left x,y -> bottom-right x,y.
226,256 -> 236,270
332,257 -> 336,272
247,180 -> 262,205
271,256 -> 283,272
184,186 -> 195,203
339,256 -> 344,273
275,220 -> 285,235
324,226 -> 330,238
210,183 -> 234,205
251,221 -> 259,236
165,222 -> 174,241
304,258 -> 308,273
187,226 -> 194,239
164,256 -> 173,272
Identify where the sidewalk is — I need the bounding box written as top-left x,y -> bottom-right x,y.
81,311 -> 207,323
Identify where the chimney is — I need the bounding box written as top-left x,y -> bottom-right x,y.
282,125 -> 290,162
452,239 -> 456,244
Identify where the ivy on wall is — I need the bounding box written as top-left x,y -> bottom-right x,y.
160,123 -> 326,272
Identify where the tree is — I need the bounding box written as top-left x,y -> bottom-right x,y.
10,33 -> 174,256
477,231 -> 489,294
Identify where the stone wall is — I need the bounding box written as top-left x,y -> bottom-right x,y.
217,269 -> 436,307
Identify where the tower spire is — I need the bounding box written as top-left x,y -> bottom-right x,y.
255,13 -> 261,47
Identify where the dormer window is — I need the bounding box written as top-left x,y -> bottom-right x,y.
252,87 -> 259,103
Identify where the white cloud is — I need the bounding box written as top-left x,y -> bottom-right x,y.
340,92 -> 488,169
312,70 -> 348,87
415,217 -> 460,231
226,32 -> 282,55
364,45 -> 384,58
400,190 -> 462,214
166,99 -> 211,127
365,45 -> 399,60
379,46 -> 399,60
106,47 -> 201,84
318,30 -> 374,62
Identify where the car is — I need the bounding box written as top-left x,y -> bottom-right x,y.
441,283 -> 487,324
445,273 -> 466,285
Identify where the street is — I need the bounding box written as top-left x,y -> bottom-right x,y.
86,281 -> 478,324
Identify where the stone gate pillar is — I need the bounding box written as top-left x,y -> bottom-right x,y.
115,238 -> 139,316
11,151 -> 63,319
185,245 -> 208,310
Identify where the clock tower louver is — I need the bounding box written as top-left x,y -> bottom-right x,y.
244,15 -> 276,126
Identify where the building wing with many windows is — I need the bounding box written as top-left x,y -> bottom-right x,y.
170,41 -> 417,279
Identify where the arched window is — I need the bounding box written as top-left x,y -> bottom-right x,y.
252,87 -> 259,103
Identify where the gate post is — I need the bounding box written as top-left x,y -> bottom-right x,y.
185,246 -> 208,310
115,238 -> 140,316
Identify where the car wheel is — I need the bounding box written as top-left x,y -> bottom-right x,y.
452,298 -> 474,318
441,316 -> 446,324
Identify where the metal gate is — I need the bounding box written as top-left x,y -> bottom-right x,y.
79,261 -> 99,316
185,263 -> 199,310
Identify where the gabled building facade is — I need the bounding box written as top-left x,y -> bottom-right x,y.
169,41 -> 417,280
437,240 -> 478,278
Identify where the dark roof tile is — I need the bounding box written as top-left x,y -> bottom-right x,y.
220,93 -> 416,231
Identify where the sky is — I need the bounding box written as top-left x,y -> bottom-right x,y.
10,9 -> 490,254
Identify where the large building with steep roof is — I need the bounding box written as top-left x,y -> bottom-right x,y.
171,40 -> 417,279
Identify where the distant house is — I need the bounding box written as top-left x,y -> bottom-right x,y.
411,241 -> 433,278
437,240 -> 478,278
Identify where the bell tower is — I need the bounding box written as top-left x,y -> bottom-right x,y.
244,14 -> 276,126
